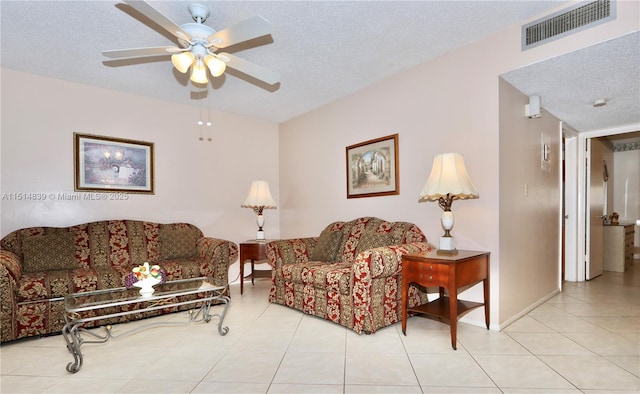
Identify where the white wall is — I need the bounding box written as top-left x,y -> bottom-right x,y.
278,1 -> 639,329
0,69 -> 280,283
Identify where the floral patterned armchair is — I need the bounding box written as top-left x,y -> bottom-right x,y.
0,220 -> 238,343
267,217 -> 432,334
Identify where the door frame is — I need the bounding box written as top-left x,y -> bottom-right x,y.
563,124 -> 578,282
572,122 -> 640,282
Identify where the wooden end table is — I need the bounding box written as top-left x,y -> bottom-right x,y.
239,240 -> 272,295
401,249 -> 490,350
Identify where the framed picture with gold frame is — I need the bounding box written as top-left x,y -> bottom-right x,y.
74,133 -> 154,194
346,133 -> 399,198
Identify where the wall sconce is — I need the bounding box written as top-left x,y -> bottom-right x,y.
526,95 -> 541,118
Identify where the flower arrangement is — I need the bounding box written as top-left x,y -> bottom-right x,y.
125,262 -> 166,289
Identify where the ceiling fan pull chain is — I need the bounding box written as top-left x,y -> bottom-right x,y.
207,92 -> 213,142
198,89 -> 205,141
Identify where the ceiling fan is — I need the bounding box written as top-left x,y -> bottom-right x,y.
102,0 -> 279,86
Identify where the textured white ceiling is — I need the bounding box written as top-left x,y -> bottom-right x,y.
502,31 -> 640,133
1,1 -> 638,133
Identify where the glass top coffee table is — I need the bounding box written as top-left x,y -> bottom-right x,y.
62,276 -> 229,373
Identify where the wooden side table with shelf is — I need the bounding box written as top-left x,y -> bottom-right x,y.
401,249 -> 490,350
239,240 -> 272,295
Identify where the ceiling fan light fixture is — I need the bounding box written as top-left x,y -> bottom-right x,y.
104,2 -> 280,87
190,60 -> 208,84
204,55 -> 226,77
171,52 -> 195,73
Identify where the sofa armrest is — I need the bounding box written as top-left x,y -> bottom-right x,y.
0,250 -> 22,342
197,237 -> 239,286
0,250 -> 22,283
351,242 -> 432,333
266,237 -> 318,271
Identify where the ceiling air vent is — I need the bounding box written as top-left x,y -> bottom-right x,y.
522,0 -> 615,50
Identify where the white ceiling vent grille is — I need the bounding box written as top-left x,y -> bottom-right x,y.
522,0 -> 615,50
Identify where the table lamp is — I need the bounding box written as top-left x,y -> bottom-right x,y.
242,180 -> 276,240
419,153 -> 478,251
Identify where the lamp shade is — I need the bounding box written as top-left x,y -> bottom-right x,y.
204,55 -> 226,77
171,52 -> 195,74
241,180 -> 276,209
419,153 -> 478,202
190,60 -> 208,84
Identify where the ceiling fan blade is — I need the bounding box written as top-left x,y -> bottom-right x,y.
124,0 -> 191,42
102,46 -> 181,59
209,16 -> 272,49
218,52 -> 280,85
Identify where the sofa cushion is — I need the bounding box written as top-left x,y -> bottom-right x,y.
281,261 -> 352,295
16,267 -> 124,302
310,227 -> 344,262
22,232 -> 76,273
313,263 -> 352,295
354,229 -> 394,255
159,228 -> 199,260
160,260 -> 202,279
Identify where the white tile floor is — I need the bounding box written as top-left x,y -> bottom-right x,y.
1,262 -> 639,394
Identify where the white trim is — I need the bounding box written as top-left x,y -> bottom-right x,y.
557,122 -> 564,288
563,123 -> 579,282
585,138 -> 594,279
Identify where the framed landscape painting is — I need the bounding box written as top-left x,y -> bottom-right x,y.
346,133 -> 399,198
74,133 -> 154,194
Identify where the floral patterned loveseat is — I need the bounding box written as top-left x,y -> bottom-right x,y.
0,220 -> 238,343
267,217 -> 432,334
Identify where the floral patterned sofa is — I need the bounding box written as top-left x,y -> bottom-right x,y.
0,220 -> 238,343
267,217 -> 432,334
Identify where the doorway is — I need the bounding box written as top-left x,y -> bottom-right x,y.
568,123 -> 640,282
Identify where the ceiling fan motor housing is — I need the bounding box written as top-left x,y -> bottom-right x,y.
178,23 -> 216,51
188,3 -> 210,23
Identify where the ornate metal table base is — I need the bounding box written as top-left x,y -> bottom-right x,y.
62,278 -> 229,373
62,322 -> 110,373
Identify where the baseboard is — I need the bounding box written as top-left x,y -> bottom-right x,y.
496,288 -> 561,331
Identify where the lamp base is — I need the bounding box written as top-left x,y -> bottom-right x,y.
439,236 -> 455,251
256,230 -> 265,241
437,249 -> 459,256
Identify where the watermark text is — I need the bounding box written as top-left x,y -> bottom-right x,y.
1,192 -> 130,201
